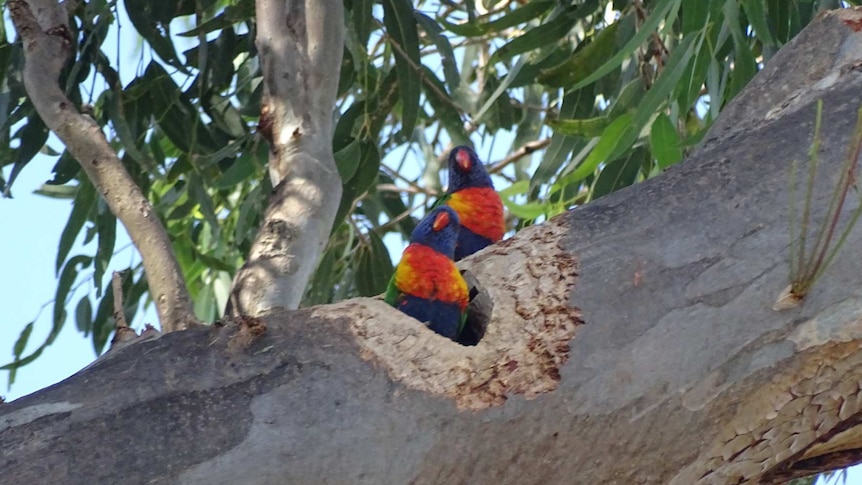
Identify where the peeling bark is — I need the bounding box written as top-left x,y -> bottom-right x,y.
8,7 -> 862,485
227,0 -> 344,317
7,0 -> 198,332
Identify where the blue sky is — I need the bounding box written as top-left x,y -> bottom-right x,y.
0,158 -> 116,400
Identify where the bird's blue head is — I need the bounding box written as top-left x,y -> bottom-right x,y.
410,206 -> 460,256
447,145 -> 493,192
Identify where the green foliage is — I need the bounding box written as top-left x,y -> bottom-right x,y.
1,0 -> 853,385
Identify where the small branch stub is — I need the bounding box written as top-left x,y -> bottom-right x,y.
109,271 -> 138,349
111,271 -> 128,329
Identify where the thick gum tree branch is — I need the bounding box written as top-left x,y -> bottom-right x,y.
226,0 -> 344,316
8,0 -> 199,332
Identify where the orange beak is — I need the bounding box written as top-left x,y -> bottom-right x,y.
432,211 -> 450,232
455,149 -> 472,172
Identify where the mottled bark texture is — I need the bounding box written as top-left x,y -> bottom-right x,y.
7,7 -> 862,485
226,0 -> 344,316
8,0 -> 198,332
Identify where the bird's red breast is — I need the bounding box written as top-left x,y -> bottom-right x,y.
394,244 -> 468,310
447,187 -> 505,242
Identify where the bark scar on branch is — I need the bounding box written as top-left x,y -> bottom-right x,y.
9,0 -> 199,333
324,221 -> 583,411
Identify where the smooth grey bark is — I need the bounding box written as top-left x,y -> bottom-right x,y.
226,0 -> 344,317
7,8 -> 862,485
8,0 -> 198,332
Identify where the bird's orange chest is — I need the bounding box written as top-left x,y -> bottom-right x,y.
395,244 -> 468,309
447,187 -> 505,241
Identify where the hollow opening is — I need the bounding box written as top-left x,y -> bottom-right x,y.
456,270 -> 492,346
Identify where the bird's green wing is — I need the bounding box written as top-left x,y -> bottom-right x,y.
429,192 -> 451,211
457,308 -> 468,337
384,272 -> 400,306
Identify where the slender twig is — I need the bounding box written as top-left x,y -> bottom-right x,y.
347,214 -> 368,246
377,183 -> 440,197
382,28 -> 465,117
374,201 -> 426,234
380,163 -> 431,194
9,0 -> 199,332
489,138 -> 551,174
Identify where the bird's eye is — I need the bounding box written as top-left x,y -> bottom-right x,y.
432,211 -> 450,231
456,150 -> 472,172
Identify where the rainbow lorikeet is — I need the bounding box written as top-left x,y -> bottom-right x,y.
440,146 -> 505,260
384,206 -> 469,340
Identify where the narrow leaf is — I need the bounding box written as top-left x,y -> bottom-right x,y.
94,203 -> 117,295
334,139 -> 362,182
214,155 -> 256,189
351,0 -> 375,48
565,112 -> 633,183
483,1 -> 554,33
34,184 -> 78,199
5,116 -> 48,195
355,232 -> 394,296
723,1 -> 758,101
382,0 -> 421,136
490,2 -> 597,65
603,32 -> 700,164
45,151 -> 81,185
12,322 -> 33,357
538,22 -> 619,87
591,147 -> 647,200
530,89 -> 591,188
548,116 -> 611,138
75,296 -> 93,335
414,12 -> 460,93
499,180 -> 548,220
56,181 -> 97,273
741,0 -> 775,46
650,113 -> 683,169
55,255 -> 93,338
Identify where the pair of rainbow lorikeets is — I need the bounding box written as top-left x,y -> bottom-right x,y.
384,146 -> 504,342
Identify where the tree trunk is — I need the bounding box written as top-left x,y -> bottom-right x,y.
6,8 -> 862,485
226,0 -> 344,317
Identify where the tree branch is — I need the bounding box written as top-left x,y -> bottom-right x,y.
227,0 -> 345,316
489,138 -> 551,174
8,0 -> 198,332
